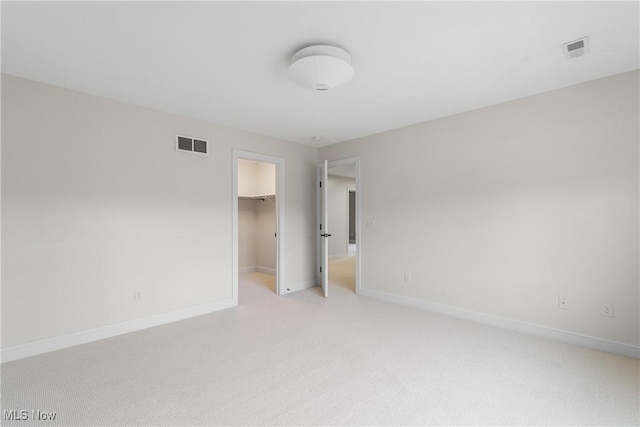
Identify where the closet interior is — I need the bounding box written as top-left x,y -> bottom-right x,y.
237,159 -> 277,292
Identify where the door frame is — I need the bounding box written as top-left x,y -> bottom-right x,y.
317,156 -> 361,295
232,150 -> 286,305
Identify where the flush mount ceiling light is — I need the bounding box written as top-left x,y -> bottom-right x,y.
289,45 -> 354,91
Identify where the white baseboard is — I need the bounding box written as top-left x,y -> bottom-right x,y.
256,266 -> 276,276
360,288 -> 640,360
239,266 -> 276,275
329,253 -> 349,260
284,279 -> 317,293
1,298 -> 235,363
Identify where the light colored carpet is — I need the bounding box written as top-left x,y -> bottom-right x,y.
2,270 -> 638,426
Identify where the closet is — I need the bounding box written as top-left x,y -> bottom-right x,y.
237,159 -> 277,280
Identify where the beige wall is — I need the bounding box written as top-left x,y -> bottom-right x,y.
238,199 -> 276,273
1,74 -> 317,348
238,160 -> 258,197
327,175 -> 355,258
319,70 -> 639,346
238,198 -> 257,269
238,159 -> 276,197
256,199 -> 276,272
3,70 -> 638,354
255,162 -> 276,197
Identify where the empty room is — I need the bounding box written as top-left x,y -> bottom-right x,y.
2,2 -> 638,426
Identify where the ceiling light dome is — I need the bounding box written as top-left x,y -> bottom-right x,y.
289,45 -> 354,91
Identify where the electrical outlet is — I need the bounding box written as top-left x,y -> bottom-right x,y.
134,289 -> 143,302
403,273 -> 412,284
601,304 -> 614,317
558,296 -> 568,310
366,218 -> 375,228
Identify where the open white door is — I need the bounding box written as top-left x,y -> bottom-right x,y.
317,160 -> 330,297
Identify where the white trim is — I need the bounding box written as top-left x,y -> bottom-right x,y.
316,163 -> 322,290
232,150 -> 286,304
256,266 -> 276,276
1,299 -> 234,363
360,288 -> 640,360
239,266 -> 276,276
284,279 -> 317,293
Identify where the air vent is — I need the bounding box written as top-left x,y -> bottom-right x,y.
563,36 -> 589,59
175,135 -> 208,155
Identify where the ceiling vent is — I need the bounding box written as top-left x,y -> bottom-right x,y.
563,36 -> 589,59
176,135 -> 208,155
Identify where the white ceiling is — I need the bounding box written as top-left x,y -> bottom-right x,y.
2,2 -> 638,147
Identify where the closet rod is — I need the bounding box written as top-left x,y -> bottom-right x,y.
238,194 -> 276,202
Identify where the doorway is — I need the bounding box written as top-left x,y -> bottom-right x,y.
232,151 -> 286,306
317,157 -> 361,297
348,189 -> 356,255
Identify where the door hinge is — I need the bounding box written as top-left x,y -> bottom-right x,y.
319,181 -> 322,188
320,266 -> 322,273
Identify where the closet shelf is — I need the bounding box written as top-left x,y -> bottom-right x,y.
238,194 -> 275,201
